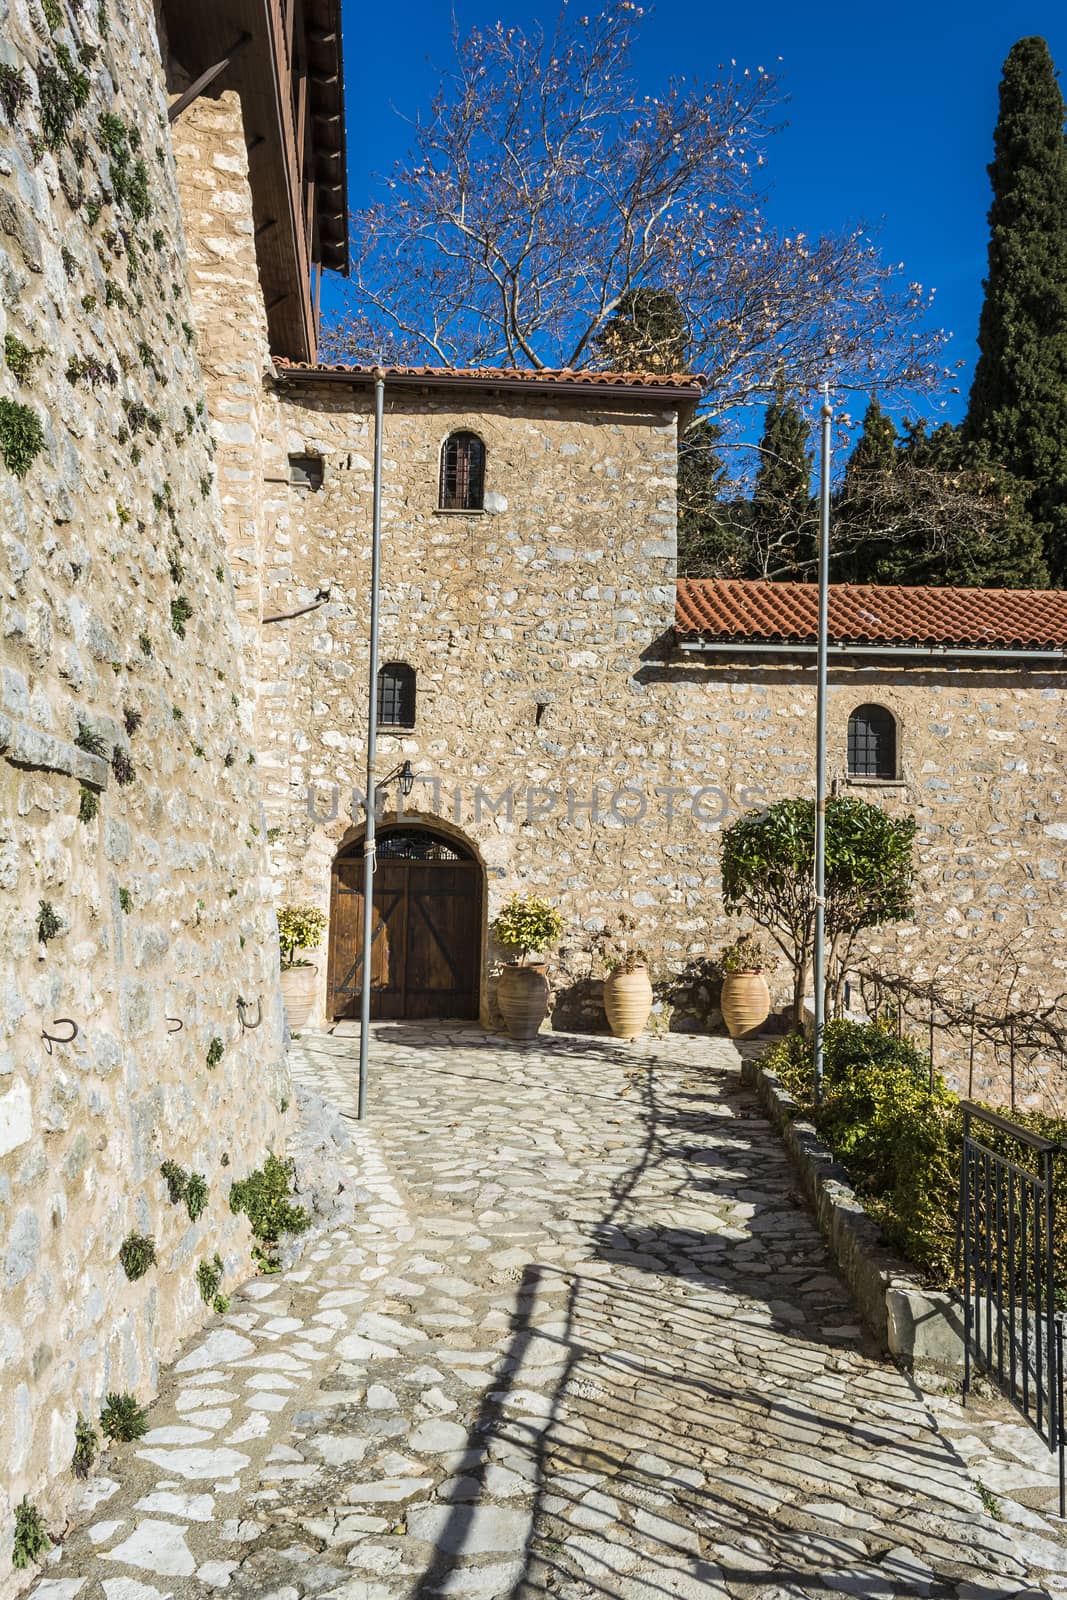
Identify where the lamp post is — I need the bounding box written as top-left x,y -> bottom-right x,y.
813,382 -> 832,1106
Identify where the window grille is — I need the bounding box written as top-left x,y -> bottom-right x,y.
377,662 -> 416,728
847,704 -> 896,779
439,432 -> 486,510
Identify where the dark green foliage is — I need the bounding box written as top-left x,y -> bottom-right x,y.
98,112 -> 151,220
75,720 -> 107,756
118,886 -> 132,913
12,1498 -> 50,1570
230,1152 -> 310,1262
123,705 -> 142,736
37,899 -> 60,943
185,1171 -> 208,1221
97,2 -> 109,37
38,45 -> 90,151
196,1252 -> 224,1304
99,1391 -> 148,1441
836,415 -> 1049,587
42,0 -> 63,27
594,287 -> 688,373
721,796 -> 916,1025
767,1020 -> 1067,1287
748,388 -> 813,579
78,783 -> 99,823
66,353 -> 117,387
160,1159 -> 188,1203
138,631 -> 152,656
112,748 -> 135,786
104,278 -> 127,310
170,596 -> 193,638
72,1414 -> 98,1478
765,1022 -> 960,1280
206,1037 -> 223,1070
0,63 -> 32,123
118,1231 -> 156,1280
4,334 -> 43,383
964,38 -> 1067,582
0,398 -> 45,476
167,548 -> 184,583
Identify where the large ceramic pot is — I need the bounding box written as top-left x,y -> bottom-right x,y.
720,971 -> 770,1039
497,963 -> 549,1041
280,963 -> 317,1030
604,965 -> 654,1042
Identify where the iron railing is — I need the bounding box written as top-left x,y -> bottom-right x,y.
958,1101 -> 1065,1513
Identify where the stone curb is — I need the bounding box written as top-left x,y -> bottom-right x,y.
740,1055 -> 967,1371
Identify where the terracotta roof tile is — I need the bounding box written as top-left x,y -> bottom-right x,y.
675,579 -> 1067,652
274,358 -> 702,397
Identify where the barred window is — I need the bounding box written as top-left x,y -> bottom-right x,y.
439,431 -> 486,510
847,704 -> 896,779
377,663 -> 416,729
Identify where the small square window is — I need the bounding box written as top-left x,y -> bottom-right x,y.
289,453 -> 324,491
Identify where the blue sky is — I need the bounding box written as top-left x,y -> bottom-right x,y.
331,0 -> 1067,427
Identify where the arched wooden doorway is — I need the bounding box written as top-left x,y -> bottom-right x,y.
327,827 -> 482,1020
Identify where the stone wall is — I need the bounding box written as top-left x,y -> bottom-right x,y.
0,0 -> 287,1585
262,380 -> 1067,1107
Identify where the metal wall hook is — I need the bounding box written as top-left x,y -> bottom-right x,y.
166,1016 -> 183,1033
237,995 -> 262,1031
42,1018 -> 78,1055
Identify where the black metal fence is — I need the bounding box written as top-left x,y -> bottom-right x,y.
958,1101 -> 1065,1513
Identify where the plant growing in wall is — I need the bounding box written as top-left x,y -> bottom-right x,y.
229,1152 -> 310,1273
112,748 -> 135,786
78,783 -> 99,823
118,886 -> 132,913
0,397 -> 45,477
36,900 -> 61,943
74,721 -> 107,756
118,1232 -> 156,1280
99,1392 -> 149,1442
721,796 -> 917,1026
38,45 -> 90,152
196,1252 -> 227,1311
170,596 -> 193,638
0,63 -> 31,124
71,1414 -> 99,1478
206,1037 -> 223,1070
4,334 -> 43,383
185,1171 -> 208,1221
11,1498 -> 50,1570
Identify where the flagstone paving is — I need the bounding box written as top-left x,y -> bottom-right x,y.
25,1022 -> 1067,1600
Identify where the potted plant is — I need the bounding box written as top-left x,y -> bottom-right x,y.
719,932 -> 771,1039
598,915 -> 654,1042
277,905 -> 327,1028
491,893 -> 565,1040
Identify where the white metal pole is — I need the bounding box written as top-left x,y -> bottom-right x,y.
357,372 -> 385,1120
813,382 -> 831,1105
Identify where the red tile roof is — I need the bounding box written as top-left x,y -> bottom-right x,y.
675,579 -> 1067,652
274,359 -> 703,403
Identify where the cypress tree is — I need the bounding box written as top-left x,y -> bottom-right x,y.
964,36 -> 1067,582
845,397 -> 897,485
750,389 -> 814,578
594,287 -> 688,372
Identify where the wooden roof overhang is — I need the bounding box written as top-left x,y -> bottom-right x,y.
163,0 -> 347,362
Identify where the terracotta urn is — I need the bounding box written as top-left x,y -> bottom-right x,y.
497,963 -> 549,1040
604,965 -> 654,1042
280,963 -> 317,1030
720,971 -> 770,1039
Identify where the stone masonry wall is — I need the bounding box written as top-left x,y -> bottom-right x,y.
261,382 -> 1067,1109
0,1 -> 287,1586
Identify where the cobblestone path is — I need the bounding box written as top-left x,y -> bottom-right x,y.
27,1025 -> 1067,1600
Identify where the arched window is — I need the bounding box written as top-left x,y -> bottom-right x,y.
847,704 -> 897,779
377,662 -> 416,729
439,431 -> 486,510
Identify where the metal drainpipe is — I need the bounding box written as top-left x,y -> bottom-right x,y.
357,371 -> 385,1120
813,384 -> 832,1106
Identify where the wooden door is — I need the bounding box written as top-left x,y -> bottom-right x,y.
328,839 -> 481,1020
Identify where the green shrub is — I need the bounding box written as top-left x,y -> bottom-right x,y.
160,1159 -> 188,1204
78,783 -> 99,823
118,1231 -> 156,1280
185,1171 -> 208,1221
72,1413 -> 98,1478
230,1152 -> 310,1268
12,1497 -> 49,1569
277,905 -> 326,968
4,334 -> 42,383
196,1252 -> 224,1304
0,63 -> 32,125
37,899 -> 61,943
765,1020 -> 1067,1286
118,886 -> 132,913
170,595 -> 193,638
0,397 -> 45,476
99,1391 -> 148,1441
206,1037 -> 223,1070
490,892 -> 565,962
